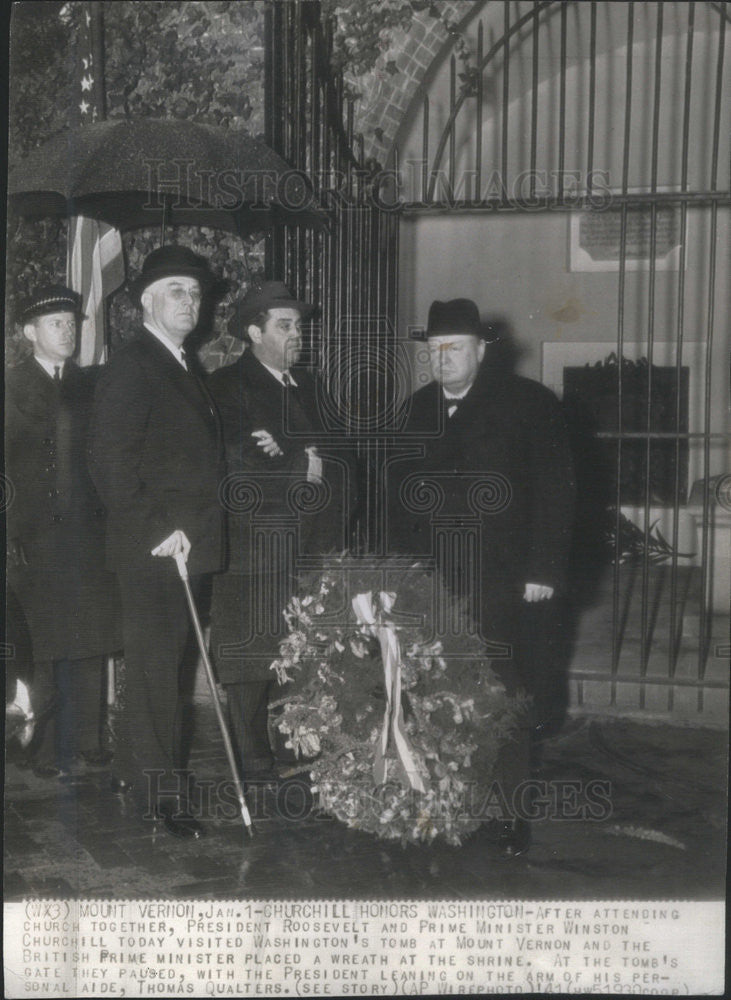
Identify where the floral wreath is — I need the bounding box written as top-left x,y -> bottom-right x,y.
269,557 -> 529,846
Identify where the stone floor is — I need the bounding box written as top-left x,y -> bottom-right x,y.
4,711 -> 727,901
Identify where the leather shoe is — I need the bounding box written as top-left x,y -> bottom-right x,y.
156,800 -> 206,840
110,776 -> 134,795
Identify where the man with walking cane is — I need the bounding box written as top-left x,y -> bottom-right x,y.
89,246 -> 225,839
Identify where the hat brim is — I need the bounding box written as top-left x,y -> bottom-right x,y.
411,328 -> 483,342
231,297 -> 316,338
129,266 -> 216,303
20,304 -> 87,324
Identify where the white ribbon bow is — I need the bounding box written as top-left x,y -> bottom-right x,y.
351,590 -> 426,794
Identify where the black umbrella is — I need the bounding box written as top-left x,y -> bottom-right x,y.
8,118 -> 326,236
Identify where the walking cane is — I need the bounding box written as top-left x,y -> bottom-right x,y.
173,552 -> 253,837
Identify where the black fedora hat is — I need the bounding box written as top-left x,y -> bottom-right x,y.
416,298 -> 482,341
19,284 -> 84,324
229,280 -> 315,339
129,245 -> 217,303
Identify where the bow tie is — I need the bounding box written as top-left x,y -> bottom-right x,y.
444,395 -> 466,417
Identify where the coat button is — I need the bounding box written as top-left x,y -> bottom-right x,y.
43,437 -> 54,446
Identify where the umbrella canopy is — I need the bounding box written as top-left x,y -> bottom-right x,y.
8,118 -> 326,234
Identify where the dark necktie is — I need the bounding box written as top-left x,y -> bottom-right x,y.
53,365 -> 62,381
282,371 -> 294,388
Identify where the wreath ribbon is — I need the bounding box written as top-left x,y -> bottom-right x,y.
352,591 -> 427,794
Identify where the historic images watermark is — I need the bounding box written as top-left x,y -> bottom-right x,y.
141,157 -> 617,216
138,769 -> 614,826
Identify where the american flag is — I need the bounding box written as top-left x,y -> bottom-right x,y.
67,1 -> 124,366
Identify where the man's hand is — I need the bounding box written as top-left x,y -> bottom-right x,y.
151,529 -> 191,560
251,429 -> 283,457
523,583 -> 554,602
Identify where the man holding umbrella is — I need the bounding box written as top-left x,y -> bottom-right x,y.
89,246 -> 225,839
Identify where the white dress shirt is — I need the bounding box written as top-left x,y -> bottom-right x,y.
443,387 -> 470,417
260,360 -> 298,387
34,356 -> 65,380
144,322 -> 188,369
259,361 -> 322,482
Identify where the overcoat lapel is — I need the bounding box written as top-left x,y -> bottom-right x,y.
138,329 -> 219,434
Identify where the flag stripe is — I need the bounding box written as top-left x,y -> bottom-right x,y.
68,215 -> 124,366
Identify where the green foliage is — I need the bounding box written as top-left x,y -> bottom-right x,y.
8,3 -> 74,163
8,1 -> 267,367
321,0 -> 418,79
102,1 -> 265,132
321,0 -> 477,106
270,557 -> 529,846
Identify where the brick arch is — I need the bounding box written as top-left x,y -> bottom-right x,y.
357,1 -> 485,164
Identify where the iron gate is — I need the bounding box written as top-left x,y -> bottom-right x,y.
266,0 -> 729,716
394,0 -> 730,715
265,0 -> 400,555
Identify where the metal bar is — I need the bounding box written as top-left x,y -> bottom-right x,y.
530,1 -> 540,199
449,54 -> 456,200
428,1 -> 555,203
639,199 -> 658,688
595,432 -> 729,441
310,17 -> 320,181
668,200 -> 689,683
611,3 -> 634,688
586,2 -> 597,195
698,8 -> 726,687
422,92 -> 429,204
612,201 -> 628,690
649,2 -> 663,195
638,5 -> 664,691
293,3 -> 303,170
501,1 -> 510,197
401,190 -> 731,214
668,5 -> 696,686
709,2 -> 726,192
621,3 -> 634,198
557,1 -> 567,202
568,671 -> 728,691
475,20 -> 483,202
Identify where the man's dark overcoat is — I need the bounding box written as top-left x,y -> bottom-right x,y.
89,329 -> 225,576
6,356 -> 121,663
88,328 -> 225,789
388,364 -> 575,655
208,349 -> 351,683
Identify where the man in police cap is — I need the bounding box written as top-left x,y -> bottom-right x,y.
89,246 -> 225,838
208,281 -> 351,782
388,297 -> 575,856
6,285 -> 121,777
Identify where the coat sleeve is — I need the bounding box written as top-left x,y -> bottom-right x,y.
88,350 -> 169,552
524,385 -> 576,591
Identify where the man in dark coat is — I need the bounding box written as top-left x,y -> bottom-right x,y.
6,285 -> 122,776
388,298 -> 575,855
89,247 -> 225,839
208,282 -> 351,781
